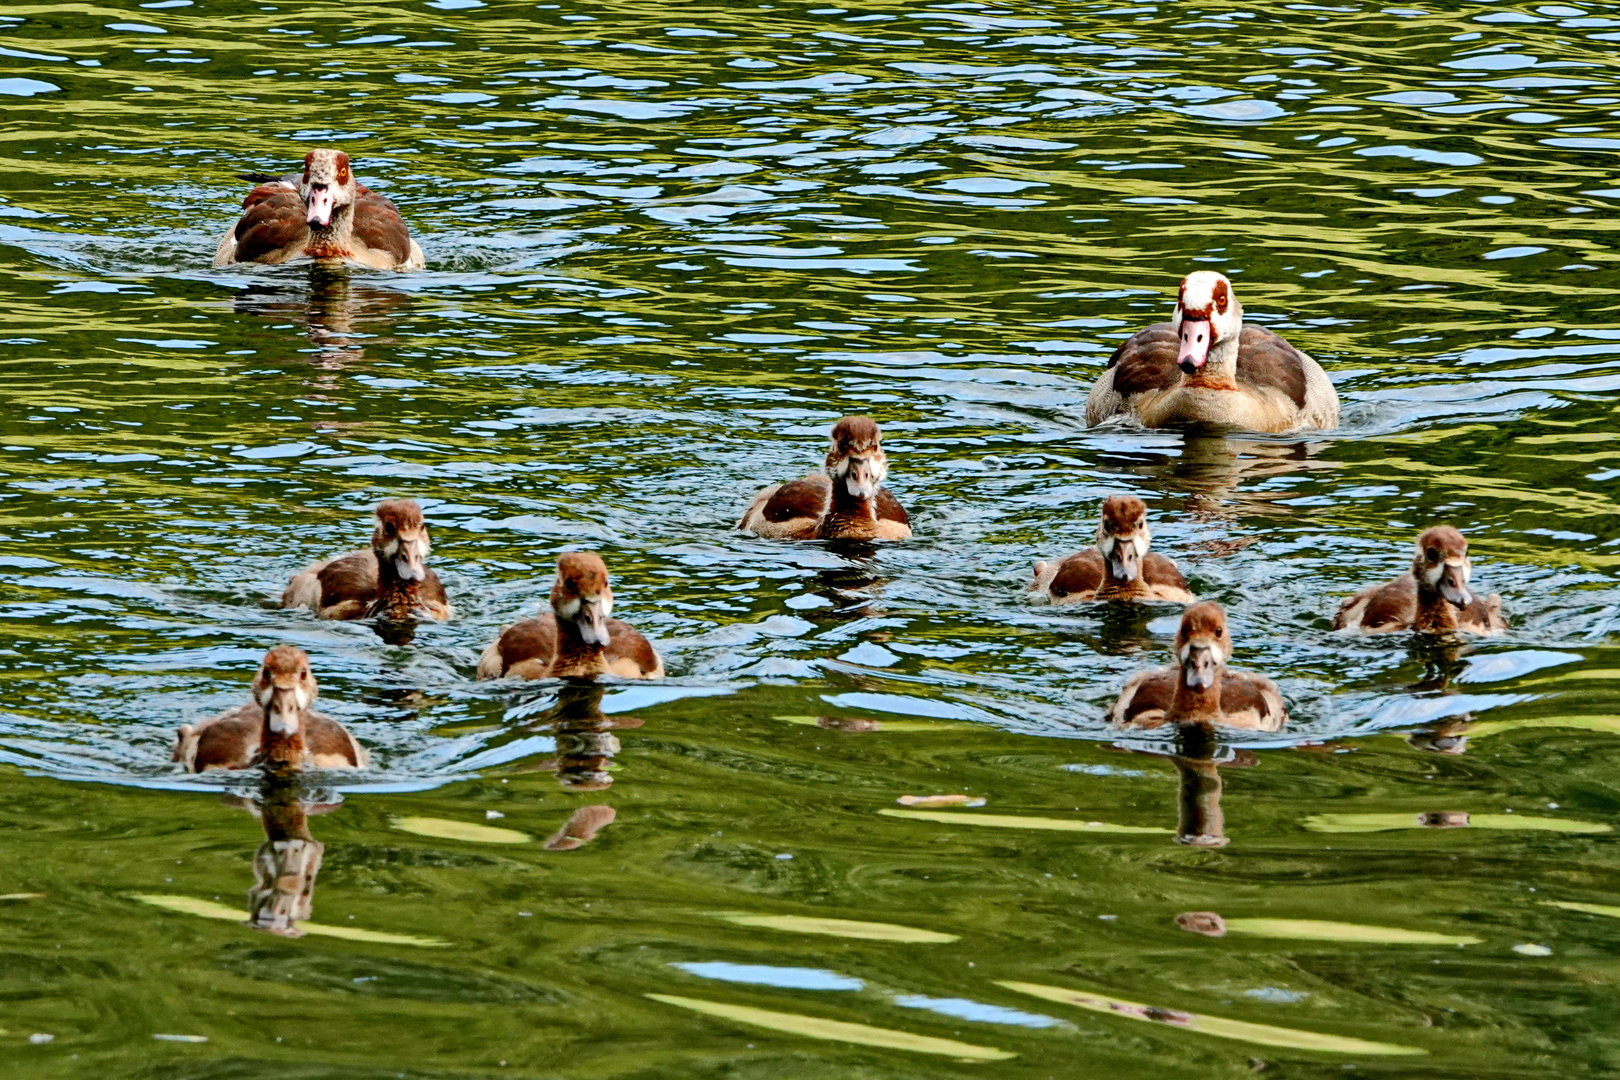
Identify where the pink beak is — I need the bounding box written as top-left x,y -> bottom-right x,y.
1178,317 -> 1211,374
305,185 -> 336,228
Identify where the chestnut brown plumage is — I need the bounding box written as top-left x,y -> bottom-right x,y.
1106,603 -> 1286,731
1031,495 -> 1194,605
1086,272 -> 1338,433
213,149 -> 426,270
282,499 -> 452,622
1333,526 -> 1507,635
172,646 -> 369,772
477,552 -> 663,680
738,415 -> 911,541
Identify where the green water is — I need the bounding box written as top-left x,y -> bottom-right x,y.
4,0 -> 1620,1075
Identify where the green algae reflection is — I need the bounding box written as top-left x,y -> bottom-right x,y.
997,981 -> 1424,1056
132,893 -> 451,947
647,994 -> 1014,1061
879,809 -> 1170,834
713,912 -> 958,943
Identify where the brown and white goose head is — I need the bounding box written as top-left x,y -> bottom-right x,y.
1176,602 -> 1232,692
1096,494 -> 1151,586
371,499 -> 431,584
1412,526 -> 1473,609
552,552 -> 615,647
1173,271 -> 1245,379
824,415 -> 889,502
301,149 -> 359,238
252,645 -> 317,739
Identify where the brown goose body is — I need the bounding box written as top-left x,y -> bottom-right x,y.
477,552 -> 663,681
172,646 -> 369,772
1107,603 -> 1286,732
213,149 -> 425,271
1334,526 -> 1506,636
283,499 -> 452,622
1086,272 -> 1338,434
1031,495 -> 1194,605
738,416 -> 912,541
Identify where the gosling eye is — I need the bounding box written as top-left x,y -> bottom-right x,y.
299,669 -> 308,681
1425,547 -> 1440,562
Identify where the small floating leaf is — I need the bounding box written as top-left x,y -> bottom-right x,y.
1224,918 -> 1479,946
1512,943 -> 1552,956
131,894 -> 449,947
1303,813 -> 1608,834
647,994 -> 1014,1060
880,809 -> 1169,834
714,912 -> 957,943
1544,900 -> 1620,920
898,795 -> 987,808
996,981 -> 1423,1056
391,816 -> 533,844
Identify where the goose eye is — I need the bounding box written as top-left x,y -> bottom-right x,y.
1426,547 -> 1440,562
299,670 -> 308,681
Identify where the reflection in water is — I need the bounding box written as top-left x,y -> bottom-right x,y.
544,804 -> 617,851
1101,436 -> 1339,519
1115,724 -> 1258,846
230,263 -> 412,367
225,777 -> 338,938
506,684 -> 641,792
809,548 -> 887,622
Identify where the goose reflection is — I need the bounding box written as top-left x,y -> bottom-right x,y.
230,263 -> 411,366
222,776 -> 339,937
1097,435 -> 1337,519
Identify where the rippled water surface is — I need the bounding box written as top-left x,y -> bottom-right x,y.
4,0 -> 1620,1075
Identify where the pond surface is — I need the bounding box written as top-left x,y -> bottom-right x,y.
3,0 -> 1620,1075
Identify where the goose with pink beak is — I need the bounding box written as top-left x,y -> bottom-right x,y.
1086,271 -> 1338,434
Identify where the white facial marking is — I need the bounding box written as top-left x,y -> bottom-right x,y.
382,538 -> 400,558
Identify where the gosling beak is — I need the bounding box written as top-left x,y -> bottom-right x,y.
394,537 -> 427,582
844,457 -> 879,500
1177,317 -> 1211,375
265,684 -> 302,735
576,596 -> 610,647
1439,562 -> 1472,609
1181,643 -> 1220,691
1106,538 -> 1142,583
305,184 -> 336,228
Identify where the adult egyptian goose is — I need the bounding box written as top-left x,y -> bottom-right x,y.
477,552 -> 664,680
213,149 -> 426,271
1107,603 -> 1286,731
738,416 -> 911,541
172,646 -> 369,772
282,499 -> 452,622
1333,526 -> 1507,635
1086,271 -> 1338,434
1030,495 -> 1195,605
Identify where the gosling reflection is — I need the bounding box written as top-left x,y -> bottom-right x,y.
230,263 -> 411,365
1110,725 -> 1257,847
226,776 -> 338,938
807,549 -> 888,621
507,683 -> 642,792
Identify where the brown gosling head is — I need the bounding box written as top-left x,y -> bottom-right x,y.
823,415 -> 889,501
1175,602 -> 1231,691
551,551 -> 614,646
300,148 -> 356,230
371,499 -> 432,582
1095,494 -> 1151,583
1173,270 -> 1243,376
251,645 -> 317,736
1411,526 -> 1473,608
